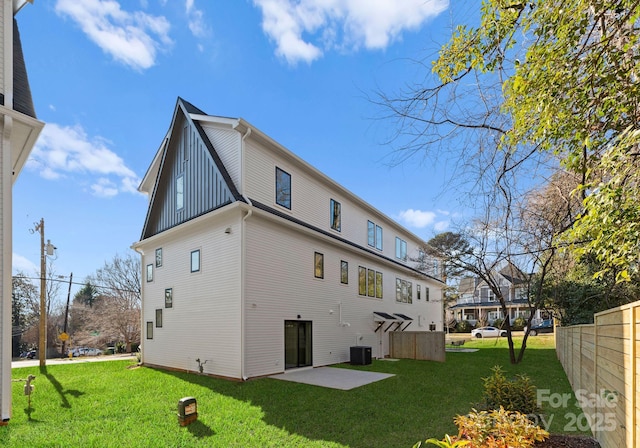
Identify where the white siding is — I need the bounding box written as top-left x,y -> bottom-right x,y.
139,206 -> 243,379
201,124 -> 241,189
243,137 -> 436,278
0,3 -> 5,93
242,212 -> 442,379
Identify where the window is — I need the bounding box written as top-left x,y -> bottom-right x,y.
146,321 -> 153,339
191,250 -> 200,273
395,237 -> 407,261
155,248 -> 163,267
425,286 -> 430,301
176,175 -> 184,210
340,260 -> 348,284
367,221 -> 383,250
146,264 -> 153,282
330,199 -> 341,231
395,278 -> 412,303
359,265 -> 382,298
275,167 -> 291,209
156,309 -> 163,328
314,252 -> 324,279
165,288 -> 173,308
417,284 -> 421,300
367,269 -> 375,297
358,266 -> 367,295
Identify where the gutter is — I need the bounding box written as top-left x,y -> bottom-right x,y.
240,125 -> 252,381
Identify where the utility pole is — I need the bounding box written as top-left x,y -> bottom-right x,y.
61,273 -> 73,356
31,219 -> 56,368
35,219 -> 45,367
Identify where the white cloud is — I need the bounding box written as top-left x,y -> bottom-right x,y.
185,0 -> 210,39
253,0 -> 448,64
397,209 -> 436,228
27,123 -> 141,197
13,253 -> 38,275
434,220 -> 449,232
55,0 -> 172,71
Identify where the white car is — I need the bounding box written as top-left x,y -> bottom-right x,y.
471,326 -> 507,338
83,348 -> 102,356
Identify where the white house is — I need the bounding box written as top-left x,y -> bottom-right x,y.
133,98 -> 444,380
1,0 -> 44,423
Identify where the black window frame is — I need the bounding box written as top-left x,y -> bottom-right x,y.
330,199 -> 341,231
190,249 -> 201,273
314,252 -> 324,279
275,167 -> 291,209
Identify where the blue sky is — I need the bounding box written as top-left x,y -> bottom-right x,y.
13,0 -> 469,294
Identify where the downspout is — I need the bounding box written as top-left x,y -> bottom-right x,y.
133,246 -> 145,365
240,125 -> 252,381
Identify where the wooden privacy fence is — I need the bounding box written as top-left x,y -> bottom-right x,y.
389,331 -> 445,362
556,300 -> 640,448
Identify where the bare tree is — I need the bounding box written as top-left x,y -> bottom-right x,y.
85,253 -> 141,352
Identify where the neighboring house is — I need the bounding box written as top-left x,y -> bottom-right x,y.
132,98 -> 444,380
449,265 -> 547,326
1,0 -> 44,423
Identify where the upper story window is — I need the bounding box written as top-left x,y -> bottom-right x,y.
395,237 -> 407,261
176,175 -> 184,210
191,249 -> 201,273
417,284 -> 421,300
275,167 -> 291,209
155,248 -> 163,268
314,252 -> 324,279
330,199 -> 341,231
146,264 -> 153,282
367,221 -> 383,250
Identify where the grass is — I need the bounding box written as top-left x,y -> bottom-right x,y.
2,335 -> 588,447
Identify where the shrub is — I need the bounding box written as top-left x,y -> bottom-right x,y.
413,407 -> 548,448
512,316 -> 527,331
491,318 -> 504,329
455,320 -> 473,333
477,366 -> 540,415
454,407 -> 549,448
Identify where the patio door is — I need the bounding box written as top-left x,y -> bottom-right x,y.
284,320 -> 312,369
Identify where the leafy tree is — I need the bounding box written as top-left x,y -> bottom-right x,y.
74,282 -> 98,308
432,0 -> 640,281
12,273 -> 38,356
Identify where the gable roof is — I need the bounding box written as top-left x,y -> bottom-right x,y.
139,98 -> 243,239
0,19 -> 36,119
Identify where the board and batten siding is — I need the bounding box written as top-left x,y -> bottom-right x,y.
242,138 -> 434,277
201,123 -> 241,190
143,116 -> 234,239
242,212 -> 440,379
140,207 -> 243,379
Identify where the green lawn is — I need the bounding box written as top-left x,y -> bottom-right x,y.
2,335 -> 588,447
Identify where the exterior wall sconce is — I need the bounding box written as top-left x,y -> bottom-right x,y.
224,227 -> 232,234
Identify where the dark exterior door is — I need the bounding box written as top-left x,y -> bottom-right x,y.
284,320 -> 312,369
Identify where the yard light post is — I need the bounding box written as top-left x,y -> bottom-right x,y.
31,219 -> 56,368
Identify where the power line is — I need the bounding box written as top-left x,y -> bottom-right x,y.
12,276 -> 139,295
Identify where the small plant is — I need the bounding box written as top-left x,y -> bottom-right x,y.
454,407 -> 549,448
414,434 -> 469,447
477,366 -> 540,415
512,316 -> 527,331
